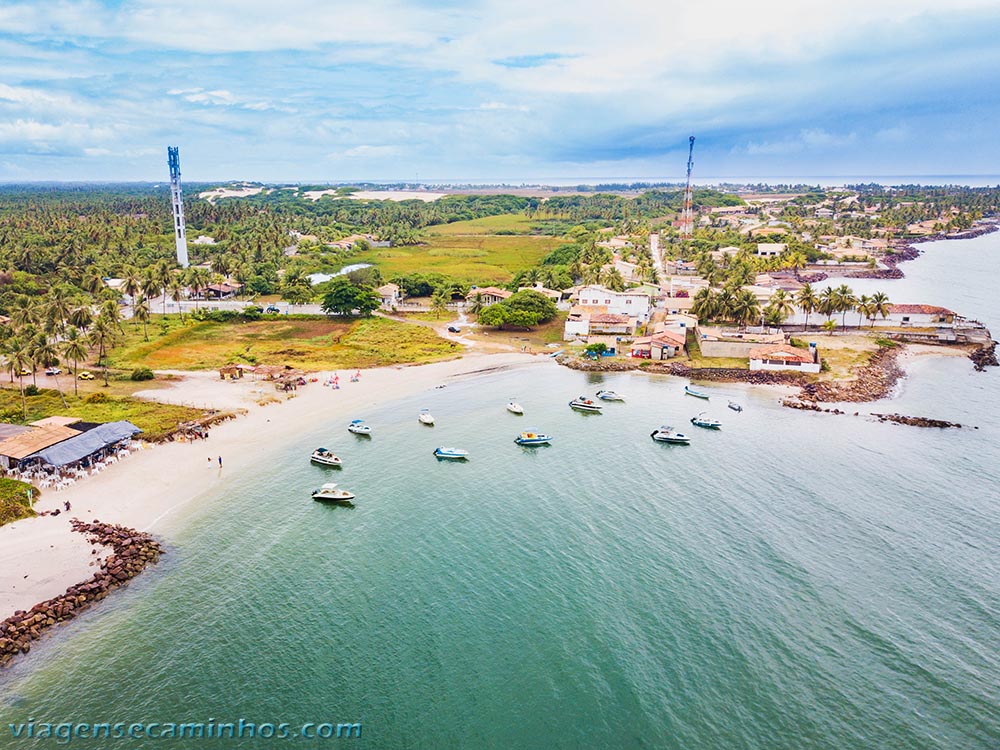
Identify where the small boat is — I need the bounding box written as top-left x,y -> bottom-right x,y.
650,426 -> 691,444
433,447 -> 469,460
690,413 -> 722,429
310,447 -> 342,467
548,350 -> 564,358
514,431 -> 552,446
684,385 -> 710,399
418,409 -> 435,426
596,389 -> 625,402
569,396 -> 603,413
507,400 -> 524,415
728,401 -> 743,412
312,482 -> 355,502
347,419 -> 372,435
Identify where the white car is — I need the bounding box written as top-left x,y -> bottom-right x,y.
45,367 -> 62,376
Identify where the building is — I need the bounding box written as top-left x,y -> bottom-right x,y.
377,283 -> 401,308
884,304 -> 956,327
202,281 -> 243,299
0,419 -> 140,472
562,308 -> 638,342
573,285 -> 652,321
755,242 -> 787,258
516,283 -> 562,303
588,314 -> 637,336
629,330 -> 686,360
748,344 -> 820,373
467,286 -> 512,306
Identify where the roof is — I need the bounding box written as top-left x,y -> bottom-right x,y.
0,424 -> 31,441
888,304 -> 955,316
748,345 -> 814,363
590,314 -> 632,324
651,331 -> 686,347
376,283 -> 399,295
467,286 -> 511,299
25,421 -> 141,467
0,425 -> 81,460
30,416 -> 82,428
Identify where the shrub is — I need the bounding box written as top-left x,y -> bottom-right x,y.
130,367 -> 155,381
84,392 -> 109,404
24,385 -> 40,396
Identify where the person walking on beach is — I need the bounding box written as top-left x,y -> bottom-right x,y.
218,456 -> 223,467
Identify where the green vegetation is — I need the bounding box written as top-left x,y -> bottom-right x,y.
130,367 -> 155,381
477,290 -> 558,330
0,477 -> 37,527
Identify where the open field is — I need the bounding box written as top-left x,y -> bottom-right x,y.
107,316 -> 458,372
426,214 -> 540,235
0,388 -> 206,441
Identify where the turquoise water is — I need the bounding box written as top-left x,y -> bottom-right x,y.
2,238 -> 999,749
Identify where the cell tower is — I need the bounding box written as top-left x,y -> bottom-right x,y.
679,135 -> 696,238
167,146 -> 189,268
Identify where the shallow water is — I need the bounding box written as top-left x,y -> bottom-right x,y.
1,237 -> 999,749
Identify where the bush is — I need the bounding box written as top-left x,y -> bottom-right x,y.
24,385 -> 40,396
130,367 -> 155,381
84,392 -> 109,404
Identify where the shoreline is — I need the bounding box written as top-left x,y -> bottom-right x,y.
0,352 -> 542,636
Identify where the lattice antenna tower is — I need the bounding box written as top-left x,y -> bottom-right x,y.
680,136 -> 696,238
167,146 -> 189,268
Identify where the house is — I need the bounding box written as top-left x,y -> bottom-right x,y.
748,343 -> 820,373
467,286 -> 512,306
815,207 -> 835,218
884,304 -> 956,327
202,281 -> 243,299
755,242 -> 787,258
377,283 -> 401,308
191,235 -> 216,245
588,313 -> 637,336
630,330 -> 686,360
517,283 -> 562,302
562,308 -> 638,342
658,314 -> 698,333
572,285 -> 652,321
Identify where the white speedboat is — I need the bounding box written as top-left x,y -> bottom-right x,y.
650,426 -> 691,444
433,446 -> 469,460
347,419 -> 372,436
312,482 -> 355,502
728,401 -> 743,412
569,396 -> 603,413
507,400 -> 524,415
514,431 -> 552,446
310,447 -> 342,466
690,413 -> 722,429
418,409 -> 435,426
596,389 -> 625,401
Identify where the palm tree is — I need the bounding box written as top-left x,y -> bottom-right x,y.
822,319 -> 838,336
856,294 -> 873,327
834,284 -> 858,329
818,286 -> 838,324
134,296 -> 151,341
732,288 -> 761,330
691,287 -> 717,322
62,328 -> 88,397
169,278 -> 185,320
430,289 -> 450,318
869,291 -> 891,327
796,283 -> 818,331
767,288 -> 795,325
69,305 -> 93,332
6,338 -> 31,419
88,318 -> 118,387
467,292 -> 485,316
82,267 -> 105,295
33,337 -> 66,407
142,271 -> 162,316
121,265 -> 141,319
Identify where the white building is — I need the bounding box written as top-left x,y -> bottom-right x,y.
748,344 -> 820,373
755,242 -> 787,258
573,285 -> 651,321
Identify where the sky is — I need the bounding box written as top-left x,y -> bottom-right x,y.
1,0 -> 1000,183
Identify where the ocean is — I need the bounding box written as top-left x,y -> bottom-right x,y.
1,235 -> 999,749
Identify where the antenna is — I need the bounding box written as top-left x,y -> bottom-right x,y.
680,136 -> 696,238
167,146 -> 189,268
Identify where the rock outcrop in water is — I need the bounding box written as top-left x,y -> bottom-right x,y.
871,413 -> 964,429
969,342 -> 998,371
0,520 -> 163,668
796,345 -> 904,403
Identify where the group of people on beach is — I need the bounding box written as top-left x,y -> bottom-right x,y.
323,370 -> 362,389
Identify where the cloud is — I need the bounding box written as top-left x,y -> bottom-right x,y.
167,87 -> 284,112
332,145 -> 402,159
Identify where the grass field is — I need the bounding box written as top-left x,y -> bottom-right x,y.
0,388 -> 206,441
107,316 -> 458,371
427,214 -> 539,235
0,477 -> 36,527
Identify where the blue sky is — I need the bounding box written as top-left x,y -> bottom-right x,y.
1,0 -> 999,182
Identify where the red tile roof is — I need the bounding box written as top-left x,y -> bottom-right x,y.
888,304 -> 954,315
590,314 -> 632,324
748,344 -> 814,363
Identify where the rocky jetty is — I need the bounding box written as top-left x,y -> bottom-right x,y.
0,520 -> 164,668
648,361 -> 808,386
559,357 -> 640,372
969,342 -> 998,371
782,399 -> 848,415
871,413 -> 964,429
796,345 -> 903,403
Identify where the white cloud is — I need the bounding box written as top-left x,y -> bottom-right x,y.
333,145 -> 402,159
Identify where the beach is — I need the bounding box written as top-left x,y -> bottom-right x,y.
0,352 -> 538,621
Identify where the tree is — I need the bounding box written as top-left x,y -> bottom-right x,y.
822,319 -> 838,336
691,287 -> 717,322
320,278 -> 380,317
767,288 -> 794,325
62,328 -> 87,397
169,278 -> 185,321
477,304 -> 510,329
122,265 -> 141,320
134,296 -> 151,341
6,337 -> 31,419
869,291 -> 891,327
430,288 -> 450,319
732,288 -> 761,330
504,289 -> 558,323
88,317 -> 119,386
818,286 -> 838,323
33,336 -> 67,407
834,284 -> 858,328
796,283 -> 818,331
467,292 -> 485,316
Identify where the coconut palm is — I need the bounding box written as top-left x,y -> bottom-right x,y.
33,337 -> 66,407
62,328 -> 88,397
121,265 -> 141,319
467,292 -> 485,316
6,337 -> 31,419
834,284 -> 858,328
169,278 -> 185,320
796,283 -> 818,331
856,295 -> 873,327
691,287 -> 717,322
822,319 -> 838,336
767,288 -> 795,324
88,317 -> 118,387
134,296 -> 151,341
69,304 -> 93,332
732,288 -> 762,330
869,291 -> 891,327
818,286 -> 839,323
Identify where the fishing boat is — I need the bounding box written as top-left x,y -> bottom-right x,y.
569,396 -> 603,413
310,447 -> 342,467
728,401 -> 743,412
433,447 -> 469,460
347,419 -> 372,435
418,409 -> 435,426
690,412 -> 722,429
311,482 -> 355,502
507,400 -> 524,415
650,426 -> 691,444
596,389 -> 625,401
514,431 -> 552,446
684,385 -> 710,399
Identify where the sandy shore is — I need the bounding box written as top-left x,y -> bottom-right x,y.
0,353 -> 540,621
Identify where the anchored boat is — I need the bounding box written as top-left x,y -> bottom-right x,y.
310,447 -> 342,467
433,447 -> 469,460
514,431 -> 552,446
690,412 -> 722,429
596,389 -> 625,401
569,396 -> 603,413
418,409 -> 435,426
728,401 -> 743,412
312,482 -> 355,502
650,426 -> 691,444
507,400 -> 524,415
347,419 -> 372,436
684,385 -> 710,399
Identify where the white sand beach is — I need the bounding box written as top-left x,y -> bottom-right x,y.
0,353 -> 540,620
302,189 -> 445,202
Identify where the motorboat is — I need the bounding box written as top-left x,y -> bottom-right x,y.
596,389 -> 625,401
514,431 -> 552,446
569,396 -> 603,412
690,413 -> 722,429
312,482 -> 355,502
507,400 -> 524,415
728,401 -> 743,412
684,385 -> 710,399
650,426 -> 691,444
310,447 -> 342,467
347,419 -> 372,435
418,409 -> 435,426
433,447 -> 469,460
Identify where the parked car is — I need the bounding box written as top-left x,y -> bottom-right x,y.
447,326 -> 461,333
77,371 -> 95,381
15,368 -> 32,376
265,305 -> 281,314
44,367 -> 62,376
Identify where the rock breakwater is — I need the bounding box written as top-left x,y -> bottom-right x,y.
0,520 -> 164,668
